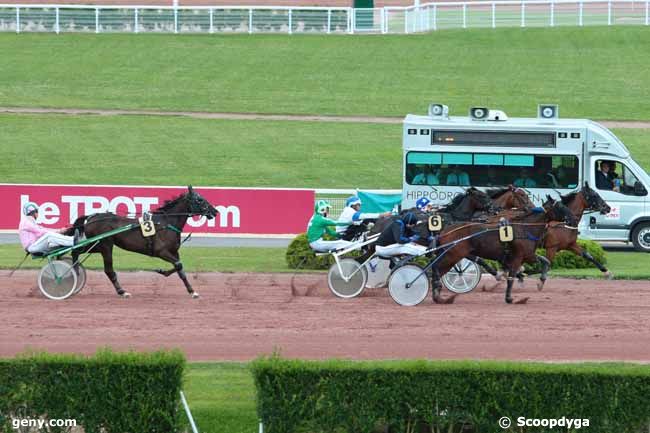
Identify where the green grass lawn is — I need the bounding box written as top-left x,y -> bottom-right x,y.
1,243 -> 648,279
184,363 -> 257,433
1,27 -> 649,120
0,113 -> 648,188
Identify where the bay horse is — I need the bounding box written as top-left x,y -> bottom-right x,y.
428,200 -> 576,304
487,185 -> 534,211
65,186 -> 218,298
536,183 -> 612,289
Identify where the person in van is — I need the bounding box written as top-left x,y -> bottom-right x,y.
513,168 -> 537,188
412,165 -> 439,185
484,166 -> 501,186
446,165 -> 470,186
596,161 -> 617,191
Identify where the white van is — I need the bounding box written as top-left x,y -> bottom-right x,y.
401,104 -> 650,252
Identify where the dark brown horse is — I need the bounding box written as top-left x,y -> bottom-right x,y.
65,186 -> 217,298
429,200 -> 576,304
536,183 -> 612,289
487,185 -> 535,210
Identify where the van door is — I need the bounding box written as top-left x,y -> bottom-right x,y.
588,157 -> 647,241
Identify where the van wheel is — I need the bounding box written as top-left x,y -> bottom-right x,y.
631,223 -> 650,252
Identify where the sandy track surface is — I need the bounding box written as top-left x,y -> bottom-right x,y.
1,270 -> 648,362
2,107 -> 649,129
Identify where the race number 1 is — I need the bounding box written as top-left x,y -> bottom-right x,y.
139,217 -> 156,237
428,215 -> 443,232
499,225 -> 514,242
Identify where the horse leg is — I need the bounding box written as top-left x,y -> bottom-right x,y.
431,267 -> 457,305
569,244 -> 611,279
158,251 -> 199,298
101,245 -> 129,298
536,254 -> 552,291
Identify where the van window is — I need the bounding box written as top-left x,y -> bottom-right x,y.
405,151 -> 579,188
594,160 -> 647,196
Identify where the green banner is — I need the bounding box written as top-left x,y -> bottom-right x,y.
358,190 -> 402,213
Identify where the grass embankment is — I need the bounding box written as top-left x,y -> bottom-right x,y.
0,244 -> 648,279
1,27 -> 649,119
0,114 -> 648,188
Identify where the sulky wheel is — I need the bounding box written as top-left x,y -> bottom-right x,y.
441,258 -> 481,294
62,258 -> 87,295
38,260 -> 78,300
388,264 -> 429,306
327,258 -> 368,298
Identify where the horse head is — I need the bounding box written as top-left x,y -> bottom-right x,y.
187,186 -> 218,219
547,200 -> 578,226
581,182 -> 611,215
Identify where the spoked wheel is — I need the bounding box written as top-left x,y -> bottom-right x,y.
388,264 -> 429,306
38,260 -> 77,300
441,258 -> 481,294
327,258 -> 368,298
62,258 -> 87,295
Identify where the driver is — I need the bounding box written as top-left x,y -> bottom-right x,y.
336,196 -> 392,241
375,212 -> 428,257
19,202 -> 76,254
415,197 -> 434,213
307,200 -> 353,252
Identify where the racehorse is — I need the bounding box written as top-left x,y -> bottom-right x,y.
428,200 -> 576,304
487,185 -> 534,210
65,186 -> 217,298
536,183 -> 612,289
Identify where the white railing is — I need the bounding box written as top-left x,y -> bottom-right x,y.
0,0 -> 648,34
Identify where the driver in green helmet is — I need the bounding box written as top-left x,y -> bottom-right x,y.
307,200 -> 353,252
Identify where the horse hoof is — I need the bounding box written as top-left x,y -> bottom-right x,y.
604,271 -> 614,280
120,292 -> 131,298
505,297 -> 513,304
155,269 -> 164,275
495,271 -> 504,281
443,294 -> 457,304
191,292 -> 200,299
537,280 -> 545,291
514,297 -> 530,304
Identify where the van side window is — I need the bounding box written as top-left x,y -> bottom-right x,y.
595,160 -> 646,196
405,152 -> 578,188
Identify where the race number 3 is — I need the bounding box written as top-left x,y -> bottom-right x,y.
138,217 -> 156,237
499,225 -> 514,242
428,215 -> 443,232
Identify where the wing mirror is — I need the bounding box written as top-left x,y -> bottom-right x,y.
634,182 -> 648,196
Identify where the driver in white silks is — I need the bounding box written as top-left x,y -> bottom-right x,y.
375,212 -> 428,258
336,196 -> 392,241
19,202 -> 75,254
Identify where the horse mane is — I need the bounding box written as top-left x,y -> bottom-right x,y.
560,192 -> 578,205
486,187 -> 510,199
154,193 -> 187,213
443,192 -> 467,212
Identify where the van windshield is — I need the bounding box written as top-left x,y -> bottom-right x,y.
405,152 -> 579,188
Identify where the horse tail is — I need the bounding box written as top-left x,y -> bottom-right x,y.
62,215 -> 90,236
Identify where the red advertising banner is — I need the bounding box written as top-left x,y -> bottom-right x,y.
0,184 -> 315,235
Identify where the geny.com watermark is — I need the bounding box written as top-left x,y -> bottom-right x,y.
12,418 -> 77,430
499,416 -> 590,429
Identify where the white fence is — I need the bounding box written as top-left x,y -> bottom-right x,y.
0,0 -> 648,34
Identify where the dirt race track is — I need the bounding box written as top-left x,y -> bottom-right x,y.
1,270 -> 649,362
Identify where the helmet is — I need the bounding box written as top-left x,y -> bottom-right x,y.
314,200 -> 331,215
415,197 -> 431,211
401,212 -> 418,226
346,196 -> 361,207
23,202 -> 39,216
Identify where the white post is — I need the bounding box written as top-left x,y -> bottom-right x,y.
646,1 -> 649,25
134,8 -> 138,33
404,8 -> 408,33
327,8 -> 331,33
579,1 -> 583,26
95,7 -> 99,33
288,8 -> 292,34
608,1 -> 612,25
55,7 -> 59,34
462,4 -> 467,28
347,7 -> 352,33
258,421 -> 264,433
351,7 -> 356,33
381,7 -> 386,33
426,6 -> 430,30
491,2 -> 496,28
414,0 -> 420,31
209,8 -> 213,33
521,2 -> 525,27
432,4 -> 437,30
15,7 -> 19,33
550,1 -> 554,26
248,8 -> 252,34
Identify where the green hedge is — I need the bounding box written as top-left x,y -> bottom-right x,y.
252,356 -> 650,433
0,349 -> 185,433
285,233 -> 336,270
